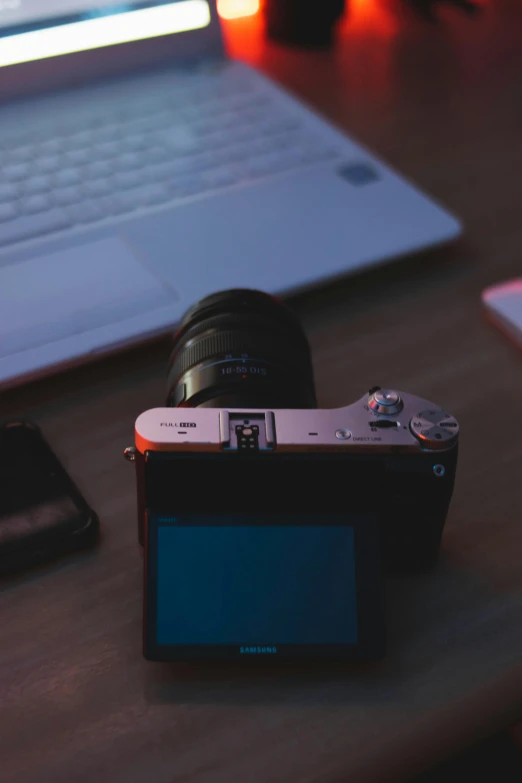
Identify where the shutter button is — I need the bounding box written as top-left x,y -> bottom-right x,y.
368,389 -> 403,415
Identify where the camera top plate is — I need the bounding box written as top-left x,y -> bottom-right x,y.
134,389 -> 459,456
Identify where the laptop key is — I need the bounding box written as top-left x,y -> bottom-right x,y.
181,153 -> 216,174
35,155 -> 62,174
0,204 -> 18,223
52,186 -> 85,206
142,146 -> 168,165
8,145 -> 36,163
142,163 -> 168,184
4,163 -> 31,182
39,139 -> 63,156
126,116 -> 160,135
54,168 -> 83,188
162,126 -> 198,152
23,176 -> 52,195
0,183 -> 20,203
65,148 -> 92,166
0,210 -> 71,247
114,171 -> 143,190
92,125 -> 121,144
121,135 -> 147,153
93,141 -> 121,160
85,178 -> 113,197
19,195 -> 52,216
63,131 -> 93,150
86,160 -> 114,180
113,153 -> 143,172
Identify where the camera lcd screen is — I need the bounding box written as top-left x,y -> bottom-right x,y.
155,518 -> 358,648
144,452 -> 385,661
146,513 -> 384,661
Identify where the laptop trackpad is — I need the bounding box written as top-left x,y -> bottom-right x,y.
0,237 -> 176,357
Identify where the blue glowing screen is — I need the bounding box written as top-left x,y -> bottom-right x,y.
156,520 -> 358,646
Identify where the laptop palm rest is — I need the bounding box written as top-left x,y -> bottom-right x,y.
0,236 -> 176,358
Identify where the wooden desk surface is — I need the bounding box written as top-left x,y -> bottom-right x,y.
2,3 -> 522,782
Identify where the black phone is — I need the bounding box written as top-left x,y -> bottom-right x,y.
0,420 -> 99,575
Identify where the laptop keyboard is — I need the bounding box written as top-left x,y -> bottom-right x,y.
0,67 -> 340,249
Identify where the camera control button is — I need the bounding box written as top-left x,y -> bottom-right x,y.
336,429 -> 352,440
415,409 -> 447,425
410,411 -> 459,449
368,389 -> 403,415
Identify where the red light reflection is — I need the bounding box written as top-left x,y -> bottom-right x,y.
342,0 -> 399,39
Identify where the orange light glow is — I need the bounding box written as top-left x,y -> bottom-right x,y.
217,0 -> 260,20
341,0 -> 398,38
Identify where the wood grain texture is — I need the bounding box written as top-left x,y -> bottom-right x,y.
1,2 -> 522,782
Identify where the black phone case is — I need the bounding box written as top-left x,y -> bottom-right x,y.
0,420 -> 99,576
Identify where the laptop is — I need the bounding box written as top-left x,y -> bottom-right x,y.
0,1 -> 462,389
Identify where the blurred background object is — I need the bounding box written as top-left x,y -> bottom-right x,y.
265,0 -> 346,47
217,0 -> 483,36
217,0 -> 260,19
408,0 -> 481,22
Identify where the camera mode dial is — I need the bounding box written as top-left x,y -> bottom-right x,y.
410,410 -> 459,450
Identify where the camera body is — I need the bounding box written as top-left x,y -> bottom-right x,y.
132,387 -> 458,661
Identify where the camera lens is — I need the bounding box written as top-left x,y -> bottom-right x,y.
166,289 -> 317,409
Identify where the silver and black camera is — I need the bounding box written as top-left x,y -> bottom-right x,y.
127,290 -> 459,662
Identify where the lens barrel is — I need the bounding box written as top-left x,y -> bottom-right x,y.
166,289 -> 316,409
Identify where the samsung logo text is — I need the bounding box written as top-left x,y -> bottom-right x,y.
239,646 -> 278,655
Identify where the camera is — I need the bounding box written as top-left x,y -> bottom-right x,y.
126,290 -> 459,662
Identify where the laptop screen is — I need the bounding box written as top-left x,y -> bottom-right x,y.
0,1 -> 212,68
